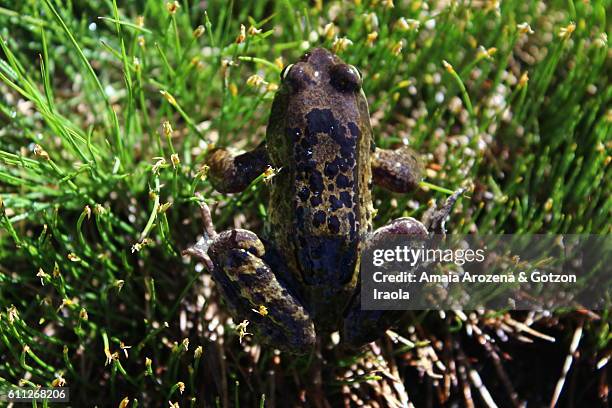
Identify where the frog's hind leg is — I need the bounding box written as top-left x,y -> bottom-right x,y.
342,217 -> 428,348
184,203 -> 316,353
342,190 -> 464,348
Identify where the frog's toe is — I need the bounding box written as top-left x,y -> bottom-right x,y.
207,229 -> 316,354
422,187 -> 465,234
182,236 -> 215,271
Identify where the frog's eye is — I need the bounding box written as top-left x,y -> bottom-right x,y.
281,64 -> 312,91
349,65 -> 362,80
329,63 -> 362,92
280,64 -> 294,81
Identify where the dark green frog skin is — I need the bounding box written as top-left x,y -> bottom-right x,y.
187,48 -> 458,353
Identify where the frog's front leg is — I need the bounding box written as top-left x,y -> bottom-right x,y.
371,146 -> 422,193
184,203 -> 316,353
205,142 -> 271,193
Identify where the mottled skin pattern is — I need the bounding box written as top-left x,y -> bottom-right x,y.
264,49 -> 374,331
189,48 -> 459,353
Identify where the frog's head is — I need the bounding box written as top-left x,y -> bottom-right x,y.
267,47 -> 370,144
279,47 -> 363,95
266,47 -> 372,187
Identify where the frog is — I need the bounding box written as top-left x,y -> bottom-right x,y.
185,48 -> 461,353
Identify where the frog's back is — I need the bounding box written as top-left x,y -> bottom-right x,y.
265,48 -> 374,328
